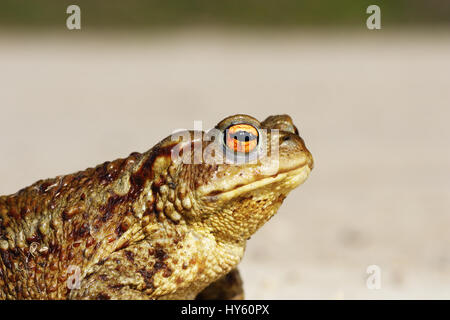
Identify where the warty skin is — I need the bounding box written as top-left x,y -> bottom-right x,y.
0,114 -> 313,299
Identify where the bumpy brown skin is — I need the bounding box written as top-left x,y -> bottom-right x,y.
0,114 -> 313,300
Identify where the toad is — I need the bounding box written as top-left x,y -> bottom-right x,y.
0,114 -> 313,299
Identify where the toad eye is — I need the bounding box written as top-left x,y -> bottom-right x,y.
224,124 -> 259,153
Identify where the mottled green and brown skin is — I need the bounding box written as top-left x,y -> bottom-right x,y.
0,114 -> 313,300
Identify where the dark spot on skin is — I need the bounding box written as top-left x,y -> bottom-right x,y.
109,284 -> 124,290
61,211 -> 70,222
129,152 -> 140,158
52,180 -> 64,199
182,263 -> 188,270
163,268 -> 172,278
143,206 -> 154,216
151,178 -> 165,196
205,190 -> 221,197
39,182 -> 52,194
86,237 -> 96,248
20,206 -> 30,218
93,241 -> 102,253
99,274 -> 108,281
8,207 -> 20,220
62,175 -> 74,187
153,261 -> 164,270
26,230 -> 43,244
96,293 -> 111,300
0,250 -> 12,269
115,218 -> 131,237
75,223 -> 89,240
127,145 -> 173,202
128,175 -> 146,201
138,268 -> 155,290
49,261 -> 58,271
100,195 -> 127,223
168,182 -> 176,189
48,243 -> 60,254
98,259 -> 106,266
154,247 -> 168,261
124,250 -> 135,262
83,272 -> 94,281
96,159 -> 127,186
96,161 -> 111,184
9,247 -> 20,257
128,154 -> 156,201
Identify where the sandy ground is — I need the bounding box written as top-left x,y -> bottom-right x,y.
0,30 -> 449,299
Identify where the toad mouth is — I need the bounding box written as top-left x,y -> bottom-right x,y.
204,164 -> 311,202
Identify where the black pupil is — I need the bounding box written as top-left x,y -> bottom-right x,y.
231,130 -> 257,142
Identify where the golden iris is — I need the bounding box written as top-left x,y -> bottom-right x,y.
225,124 -> 259,153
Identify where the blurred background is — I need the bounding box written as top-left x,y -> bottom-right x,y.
1,0 -> 449,299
